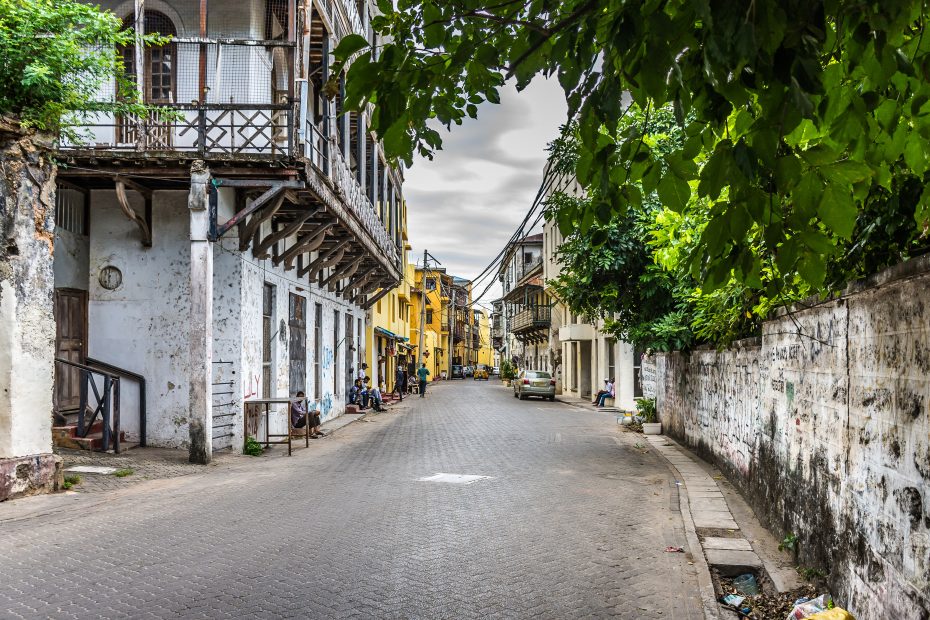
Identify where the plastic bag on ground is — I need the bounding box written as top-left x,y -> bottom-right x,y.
785,594 -> 833,620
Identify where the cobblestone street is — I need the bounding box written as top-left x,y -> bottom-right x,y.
0,381 -> 703,619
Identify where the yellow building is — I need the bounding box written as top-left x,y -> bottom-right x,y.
365,203 -> 413,392
476,309 -> 494,367
410,267 -> 451,381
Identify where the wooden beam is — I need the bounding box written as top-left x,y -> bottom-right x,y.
362,286 -> 392,309
238,190 -> 286,251
345,264 -> 378,293
324,256 -> 362,290
253,207 -> 321,258
114,179 -> 152,247
215,184 -> 285,238
276,220 -> 335,268
300,239 -> 350,279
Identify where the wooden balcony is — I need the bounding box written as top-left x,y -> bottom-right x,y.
510,305 -> 551,338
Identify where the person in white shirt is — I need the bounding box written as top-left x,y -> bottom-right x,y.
596,378 -> 615,407
592,378 -> 610,405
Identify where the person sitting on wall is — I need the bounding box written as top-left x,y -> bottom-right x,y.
596,378 -> 616,407
349,379 -> 362,406
369,381 -> 387,412
291,391 -> 308,429
592,378 -> 610,405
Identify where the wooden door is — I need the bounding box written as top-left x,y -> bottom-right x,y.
288,293 -> 307,395
54,289 -> 87,412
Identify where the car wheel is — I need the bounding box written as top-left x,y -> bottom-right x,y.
519,393 -> 527,400
548,396 -> 555,401
513,390 -> 518,398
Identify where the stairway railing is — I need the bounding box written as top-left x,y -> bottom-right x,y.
54,358 -> 121,453
86,357 -> 147,448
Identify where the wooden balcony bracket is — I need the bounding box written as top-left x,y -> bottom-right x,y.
300,238 -> 351,279
114,177 -> 152,247
210,178 -> 304,241
238,190 -> 286,251
361,285 -> 392,310
253,206 -> 322,259
344,264 -> 378,295
277,219 -> 335,268
323,256 -> 363,290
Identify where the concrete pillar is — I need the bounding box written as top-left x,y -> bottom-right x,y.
0,126 -> 62,501
188,161 -> 213,463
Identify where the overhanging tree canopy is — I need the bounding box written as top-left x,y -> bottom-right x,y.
334,0 -> 930,296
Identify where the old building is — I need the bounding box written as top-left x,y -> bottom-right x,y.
497,234 -> 552,372
410,266 -> 451,380
542,217 -> 638,408
50,0 -> 404,461
365,202 -> 413,392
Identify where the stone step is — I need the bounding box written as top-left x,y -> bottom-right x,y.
52,428 -> 126,451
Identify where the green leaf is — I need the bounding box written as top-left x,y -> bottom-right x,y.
817,183 -> 858,238
821,161 -> 872,185
332,34 -> 370,62
657,174 -> 691,212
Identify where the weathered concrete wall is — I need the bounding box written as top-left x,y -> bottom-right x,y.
83,185 -> 365,454
88,189 -> 192,448
0,125 -> 61,501
656,257 -> 930,620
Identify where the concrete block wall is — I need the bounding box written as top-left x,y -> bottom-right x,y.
655,257 -> 930,620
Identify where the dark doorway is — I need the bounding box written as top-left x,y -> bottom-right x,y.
54,288 -> 87,413
288,293 -> 307,395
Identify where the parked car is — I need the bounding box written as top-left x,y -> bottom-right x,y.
513,370 -> 556,401
492,366 -> 500,376
464,365 -> 474,377
451,365 -> 464,379
473,364 -> 489,380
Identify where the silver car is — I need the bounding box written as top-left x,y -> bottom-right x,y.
513,370 -> 556,401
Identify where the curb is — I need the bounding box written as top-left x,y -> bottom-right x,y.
648,437 -> 722,620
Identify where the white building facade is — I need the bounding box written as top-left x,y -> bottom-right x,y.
49,0 -> 401,463
540,175 -> 639,410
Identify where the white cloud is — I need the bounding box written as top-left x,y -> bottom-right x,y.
404,77 -> 567,303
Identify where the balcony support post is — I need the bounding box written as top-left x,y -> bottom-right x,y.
188,161 -> 213,464
134,0 -> 146,151
199,0 -> 208,102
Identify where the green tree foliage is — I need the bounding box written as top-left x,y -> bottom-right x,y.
0,0 -> 162,134
337,0 -> 930,299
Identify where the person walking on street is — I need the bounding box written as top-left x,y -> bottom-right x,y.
394,365 -> 405,401
417,363 -> 430,398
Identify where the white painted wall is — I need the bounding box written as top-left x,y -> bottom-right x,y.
80,187 -> 366,452
87,190 -> 191,447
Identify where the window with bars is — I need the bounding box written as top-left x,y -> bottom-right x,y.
55,187 -> 87,235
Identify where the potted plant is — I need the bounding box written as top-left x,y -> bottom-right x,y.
500,360 -> 517,386
636,398 -> 661,435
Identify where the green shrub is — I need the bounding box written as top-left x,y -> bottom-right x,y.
243,435 -> 263,457
635,398 -> 657,423
113,468 -> 134,478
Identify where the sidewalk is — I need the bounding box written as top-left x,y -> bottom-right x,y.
55,405 -> 395,494
645,434 -> 804,618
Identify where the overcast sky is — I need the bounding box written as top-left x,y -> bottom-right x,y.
403,78 -> 567,307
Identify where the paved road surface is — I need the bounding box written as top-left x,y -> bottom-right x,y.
0,381 -> 703,619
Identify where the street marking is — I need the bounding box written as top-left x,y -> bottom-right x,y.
418,473 -> 493,485
64,466 -> 119,475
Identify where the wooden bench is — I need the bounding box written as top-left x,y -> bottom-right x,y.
243,397 -> 311,456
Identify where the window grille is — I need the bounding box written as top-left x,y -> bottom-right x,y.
55,187 -> 87,235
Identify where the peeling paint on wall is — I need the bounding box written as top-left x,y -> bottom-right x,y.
657,258 -> 930,620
